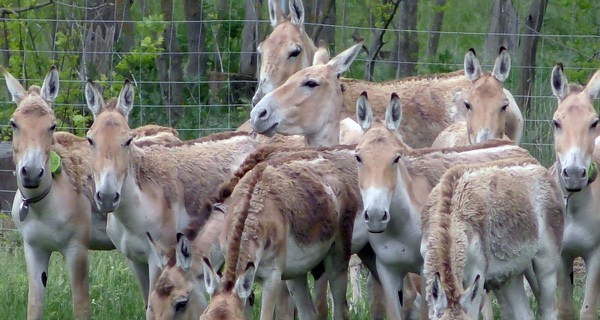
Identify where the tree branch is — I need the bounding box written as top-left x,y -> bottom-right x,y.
365,0 -> 402,81
0,0 -> 54,16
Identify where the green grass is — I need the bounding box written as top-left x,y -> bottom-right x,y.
0,229 -> 596,319
0,231 -> 144,319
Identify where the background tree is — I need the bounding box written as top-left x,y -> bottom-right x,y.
484,0 -> 518,65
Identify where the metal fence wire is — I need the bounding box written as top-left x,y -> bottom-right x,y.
0,0 -> 599,221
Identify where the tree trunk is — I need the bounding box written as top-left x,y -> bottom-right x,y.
158,0 -> 185,121
394,0 -> 419,77
516,0 -> 548,117
426,0 -> 447,58
116,0 -> 134,52
302,0 -> 335,45
240,0 -> 261,76
184,0 -> 208,78
484,0 -> 518,65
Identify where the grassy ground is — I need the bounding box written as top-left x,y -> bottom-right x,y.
0,228 -> 595,319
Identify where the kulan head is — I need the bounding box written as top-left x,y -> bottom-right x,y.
550,64 -> 600,192
251,41 -> 363,146
463,47 -> 512,144
428,273 -> 484,320
251,0 -> 316,107
85,79 -> 135,212
146,233 -> 206,320
199,259 -> 255,320
3,66 -> 59,189
354,92 -> 407,233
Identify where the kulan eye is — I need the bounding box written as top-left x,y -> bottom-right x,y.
124,137 -> 133,147
303,80 -> 319,88
355,154 -> 362,163
175,300 -> 188,313
464,102 -> 472,110
87,137 -> 94,146
553,119 -> 561,129
289,47 -> 302,58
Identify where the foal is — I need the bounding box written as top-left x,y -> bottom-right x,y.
200,149 -> 359,320
421,159 -> 563,320
431,47 -> 522,148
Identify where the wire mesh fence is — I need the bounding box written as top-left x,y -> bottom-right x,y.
0,0 -> 599,223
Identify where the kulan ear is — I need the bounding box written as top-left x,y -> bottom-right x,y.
84,80 -> 105,119
41,65 -> 59,103
176,233 -> 192,271
355,91 -> 373,131
492,46 -> 511,83
202,257 -> 221,296
312,40 -> 330,66
268,0 -> 285,27
326,41 -> 364,78
235,262 -> 256,300
460,274 -> 484,315
289,0 -> 305,28
464,48 -> 482,82
1,65 -> 27,103
117,79 -> 135,118
583,68 -> 600,101
431,272 -> 448,315
385,93 -> 402,132
146,232 -> 168,270
550,63 -> 569,101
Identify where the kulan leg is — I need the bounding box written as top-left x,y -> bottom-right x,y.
274,280 -> 295,320
313,272 -> 329,319
127,259 -> 151,308
24,243 -> 51,320
367,272 -> 387,320
495,275 -> 534,320
259,274 -> 284,320
533,252 -> 559,320
376,260 -> 404,320
64,243 -> 91,320
579,251 -> 600,320
287,276 -> 318,320
557,255 -> 576,319
324,251 -> 350,320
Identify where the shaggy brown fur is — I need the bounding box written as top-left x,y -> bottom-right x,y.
220,149 -> 358,291
359,126 -> 530,189
422,158 -> 564,318
51,132 -> 95,203
130,134 -> 261,225
131,124 -> 179,138
341,70 -> 470,148
423,158 -> 540,299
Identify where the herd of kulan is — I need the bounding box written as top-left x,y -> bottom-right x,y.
3,0 -> 600,319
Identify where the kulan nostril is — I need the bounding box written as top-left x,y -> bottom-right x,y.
563,168 -> 569,178
582,170 -> 587,178
21,167 -> 27,177
259,109 -> 268,119
95,192 -> 102,201
383,211 -> 389,221
114,193 -> 120,203
38,168 -> 44,178
364,210 -> 369,221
